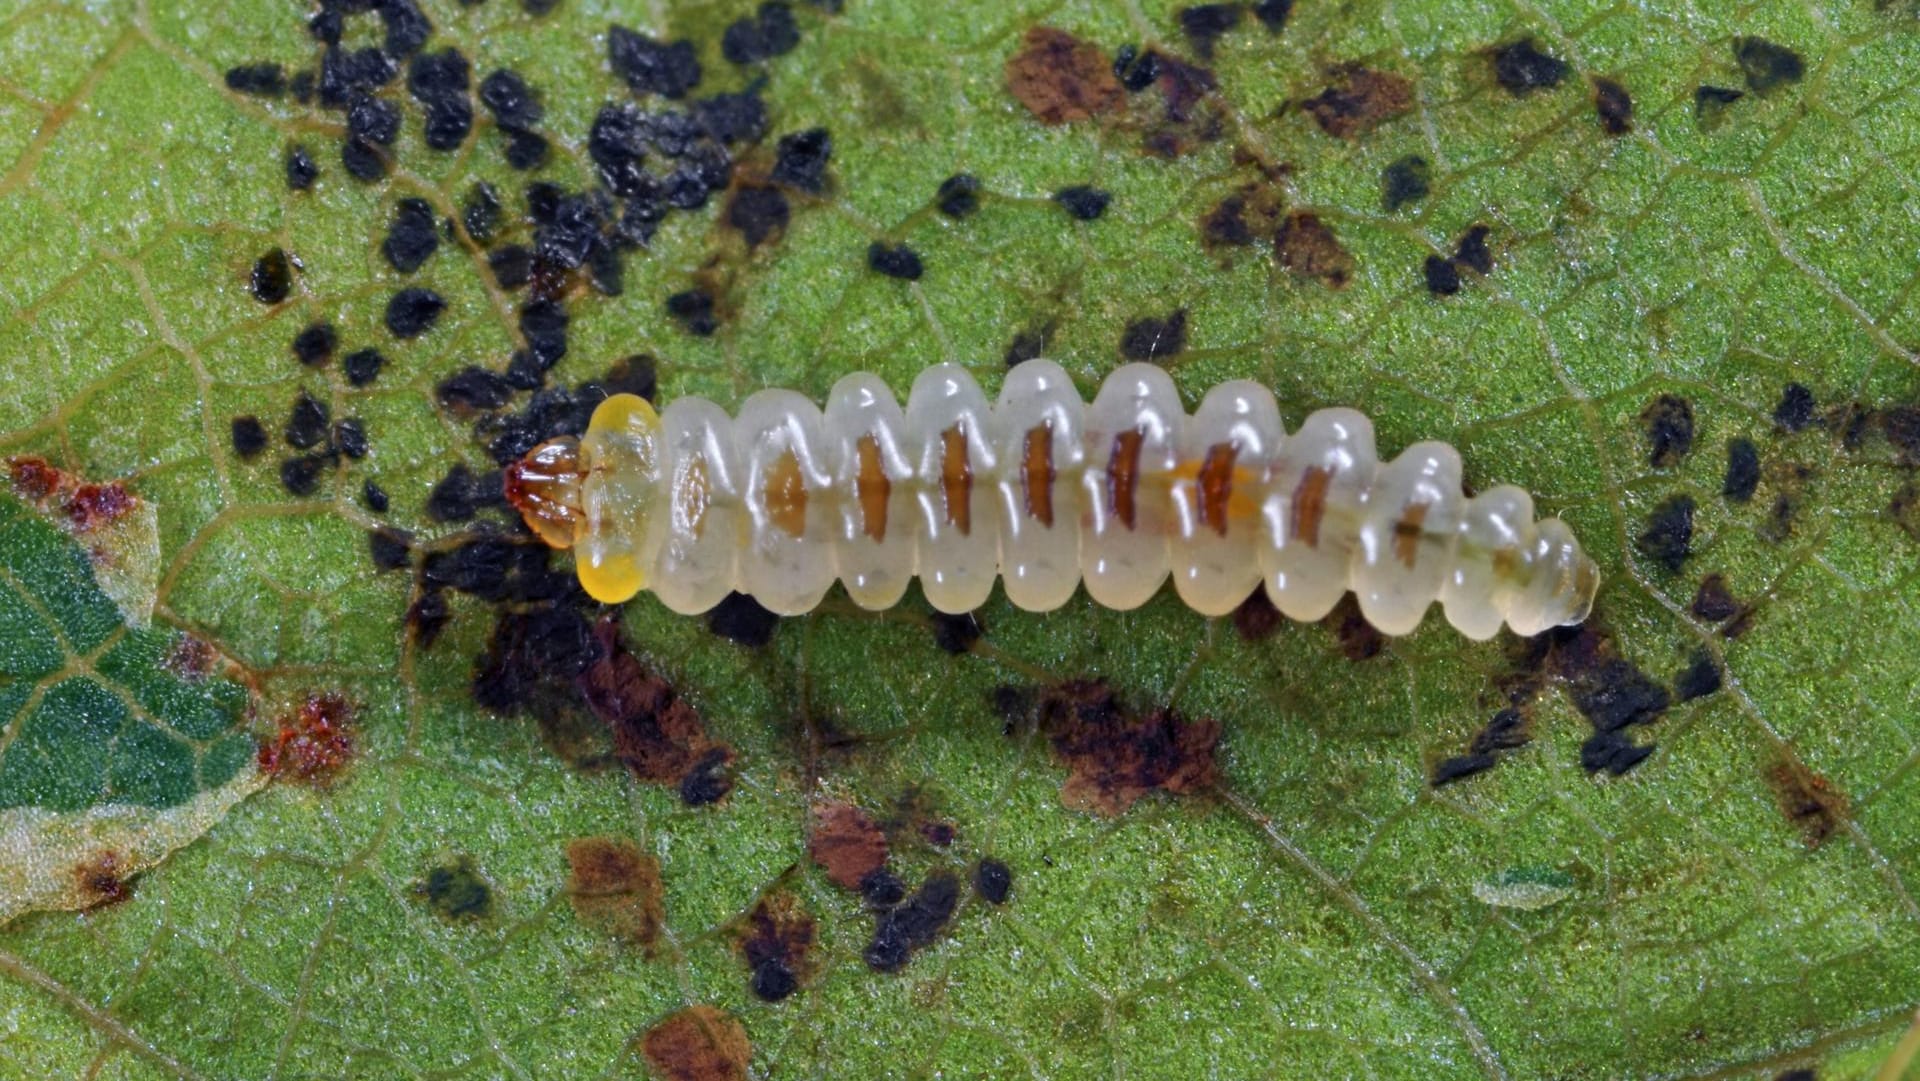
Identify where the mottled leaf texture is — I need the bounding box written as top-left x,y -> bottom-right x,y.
0,0 -> 1917,1078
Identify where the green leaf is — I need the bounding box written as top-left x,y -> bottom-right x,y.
2,0 -> 1919,1078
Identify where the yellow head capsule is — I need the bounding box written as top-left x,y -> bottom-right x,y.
576,393 -> 665,605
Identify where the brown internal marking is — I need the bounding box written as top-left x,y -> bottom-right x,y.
1392,501 -> 1430,568
940,424 -> 973,535
1196,441 -> 1238,537
766,449 -> 808,537
1022,422 -> 1056,527
676,455 -> 711,539
1108,429 -> 1145,531
1291,466 -> 1333,547
855,434 -> 890,541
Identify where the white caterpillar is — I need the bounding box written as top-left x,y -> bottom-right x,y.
504,360 -> 1599,638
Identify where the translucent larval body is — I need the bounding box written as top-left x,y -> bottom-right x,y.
505,360 -> 1600,638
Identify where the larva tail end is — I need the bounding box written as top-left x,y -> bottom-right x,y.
504,437 -> 585,550
1562,549 -> 1601,628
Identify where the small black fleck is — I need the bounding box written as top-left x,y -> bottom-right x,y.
1112,44 -> 1161,93
935,173 -> 981,219
930,612 -> 982,654
319,46 -> 398,108
864,923 -> 910,972
1570,657 -> 1672,733
1053,185 -> 1111,221
1691,573 -> 1741,622
608,26 -> 702,100
504,127 -> 549,170
250,249 -> 293,304
479,69 -> 543,129
1251,0 -> 1292,32
1580,730 -> 1654,776
286,145 -> 319,191
728,185 -> 791,247
407,48 -> 469,103
603,355 -> 658,401
707,591 -> 778,647
310,9 -> 342,45
522,0 -> 559,13
1178,4 -> 1242,60
865,871 -> 960,972
1723,437 -> 1760,503
340,135 -> 388,181
488,245 -> 533,289
867,242 -> 923,281
285,391 -> 331,450
1005,328 -> 1047,367
695,90 -> 770,144
230,415 -> 268,458
419,857 -> 492,920
333,418 -> 368,460
1120,309 -> 1187,361
289,70 -> 314,103
426,464 -> 479,522
679,747 -> 733,806
1382,154 -> 1430,212
1453,225 -> 1493,275
225,62 -> 286,97
751,957 -> 798,1002
973,858 -> 1012,905
1469,707 -> 1532,754
343,348 -> 387,387
280,455 -> 328,497
348,94 -> 402,146
772,127 -> 831,193
408,590 -> 452,648
1424,255 -> 1461,296
380,0 -> 433,56
437,367 -> 515,411
1593,77 -> 1632,136
1773,383 -> 1815,432
859,867 -> 907,908
1694,85 -> 1745,130
385,288 -> 446,338
666,289 -> 718,336
1885,406 -> 1920,463
291,322 -> 336,367
1431,753 -> 1497,786
1636,494 -> 1695,573
422,98 -> 475,152
368,527 -> 412,570
463,181 -> 503,244
1674,650 -> 1722,703
383,197 -> 441,274
363,479 -> 390,513
1491,37 -> 1569,95
722,1 -> 801,65
1734,37 -> 1804,96
521,299 -> 568,369
1640,393 -> 1695,468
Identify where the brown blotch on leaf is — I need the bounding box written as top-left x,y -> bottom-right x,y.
639,1005 -> 751,1081
806,800 -> 889,890
1038,679 -> 1221,816
8,455 -> 62,500
1005,27 -> 1124,125
737,891 -> 815,1001
63,483 -> 135,530
1275,212 -> 1355,288
1231,587 -> 1282,641
74,851 -> 132,908
1137,50 -> 1223,158
1640,393 -> 1695,468
1766,756 -> 1850,848
1300,64 -> 1414,139
258,692 -> 356,786
1324,595 -> 1385,660
1592,76 -> 1632,135
1199,181 -> 1285,255
577,619 -> 734,802
565,837 -> 665,948
1690,573 -> 1744,623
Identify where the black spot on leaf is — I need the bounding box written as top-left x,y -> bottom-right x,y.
230,416 -> 268,458
1773,383 -> 1815,432
722,2 -> 801,65
1120,309 -> 1187,361
867,242 -> 923,281
1723,438 -> 1760,503
1674,650 -> 1722,702
1491,37 -> 1569,95
1734,37 -> 1804,96
226,62 -> 286,96
772,127 -> 831,192
285,391 -> 331,450
1424,255 -> 1460,296
385,288 -> 446,337
973,858 -> 1012,904
382,197 -> 441,274
1694,85 -> 1745,130
1053,185 -> 1111,220
936,173 -> 981,218
608,26 -> 702,99
708,592 -> 778,647
1592,77 -> 1632,135
291,322 -> 336,367
343,348 -> 386,387
667,289 -> 718,336
1382,154 -> 1429,211
1637,494 -> 1695,572
1640,394 -> 1695,467
279,454 -> 328,497
250,249 -> 293,304
1178,4 -> 1241,60
727,185 -> 791,246
285,145 -> 319,190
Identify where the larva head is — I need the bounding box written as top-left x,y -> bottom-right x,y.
504,437 -> 586,549
572,393 -> 665,605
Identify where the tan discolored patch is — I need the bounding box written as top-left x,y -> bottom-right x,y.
1038,680 -> 1221,816
1275,212 -> 1355,288
566,837 -> 665,948
1005,27 -> 1124,125
638,1005 -> 751,1081
855,433 -> 890,541
940,423 -> 973,534
1766,757 -> 1851,849
1199,181 -> 1286,254
806,800 -> 889,890
765,449 -> 808,537
1107,430 -> 1145,531
1291,465 -> 1333,547
1300,65 -> 1415,139
577,620 -> 733,797
1021,423 -> 1056,528
1196,441 -> 1238,537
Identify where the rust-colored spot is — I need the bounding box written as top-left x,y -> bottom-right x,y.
1196,441 -> 1238,537
854,433 -> 890,541
1393,501 -> 1430,569
258,693 -> 356,786
638,1005 -> 751,1081
737,891 -> 816,998
1107,429 -> 1145,531
8,455 -> 61,500
940,423 -> 972,535
1300,65 -> 1415,139
566,836 -> 665,949
1766,757 -> 1851,848
1292,466 -> 1333,547
806,800 -> 889,891
765,449 -> 808,537
577,619 -> 733,799
73,851 -> 131,908
1275,212 -> 1355,289
1005,27 -> 1124,125
1038,679 -> 1221,816
64,483 -> 134,530
676,454 -> 711,540
1021,422 -> 1056,528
